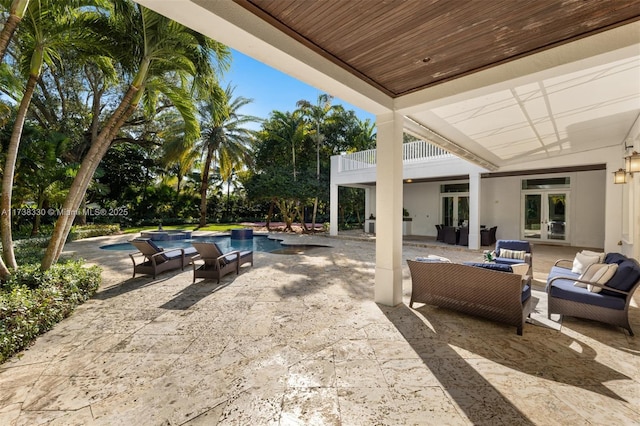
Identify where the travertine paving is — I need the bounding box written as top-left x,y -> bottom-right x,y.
0,232 -> 638,425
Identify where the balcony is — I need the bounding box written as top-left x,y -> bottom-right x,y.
337,140 -> 453,172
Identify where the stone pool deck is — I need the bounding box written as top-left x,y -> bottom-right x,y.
0,232 -> 639,425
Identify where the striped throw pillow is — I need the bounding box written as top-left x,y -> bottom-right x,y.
499,248 -> 526,260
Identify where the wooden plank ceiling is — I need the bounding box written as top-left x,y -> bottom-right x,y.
235,0 -> 640,97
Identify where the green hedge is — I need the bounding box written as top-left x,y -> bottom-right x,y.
0,261 -> 101,363
68,224 -> 121,241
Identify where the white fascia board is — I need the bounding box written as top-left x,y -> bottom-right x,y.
332,168 -> 376,186
403,158 -> 487,181
135,0 -> 393,115
394,21 -> 640,115
496,146 -> 619,173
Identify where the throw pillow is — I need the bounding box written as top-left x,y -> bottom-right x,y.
574,263 -> 606,288
571,252 -> 600,274
587,264 -> 618,293
499,248 -> 526,260
416,255 -> 451,263
580,250 -> 605,263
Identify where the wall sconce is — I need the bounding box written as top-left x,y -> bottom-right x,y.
625,151 -> 640,174
613,168 -> 628,184
614,145 -> 640,184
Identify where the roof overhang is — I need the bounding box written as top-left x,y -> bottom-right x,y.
135,0 -> 640,171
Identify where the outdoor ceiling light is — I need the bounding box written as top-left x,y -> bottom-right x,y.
625,151 -> 640,174
613,168 -> 627,184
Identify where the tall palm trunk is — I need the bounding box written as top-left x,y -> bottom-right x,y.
1,72 -> 39,269
199,144 -> 215,227
0,0 -> 30,64
311,130 -> 320,232
41,84 -> 139,270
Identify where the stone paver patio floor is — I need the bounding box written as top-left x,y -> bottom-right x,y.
0,232 -> 638,425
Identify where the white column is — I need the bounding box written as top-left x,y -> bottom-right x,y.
632,174 -> 640,260
375,112 -> 404,306
364,187 -> 371,222
604,161 -> 625,253
468,172 -> 481,249
329,156 -> 339,236
330,183 -> 338,236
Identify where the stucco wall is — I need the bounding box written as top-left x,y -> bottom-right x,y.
396,170 -> 606,248
403,183 -> 440,236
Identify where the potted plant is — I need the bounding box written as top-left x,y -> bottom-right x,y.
402,208 -> 412,221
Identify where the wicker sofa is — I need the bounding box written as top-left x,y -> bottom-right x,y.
546,253 -> 640,335
407,260 -> 533,335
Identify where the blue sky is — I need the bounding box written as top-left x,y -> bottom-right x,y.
220,49 -> 375,127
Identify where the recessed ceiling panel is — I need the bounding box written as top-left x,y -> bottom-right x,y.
237,0 -> 640,96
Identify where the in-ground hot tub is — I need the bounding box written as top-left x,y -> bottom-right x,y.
140,229 -> 192,241
231,228 -> 253,240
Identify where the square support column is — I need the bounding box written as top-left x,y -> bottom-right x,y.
364,187 -> 372,221
329,182 -> 338,236
375,112 -> 404,306
468,172 -> 481,250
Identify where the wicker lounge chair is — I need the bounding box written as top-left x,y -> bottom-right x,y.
407,260 -> 533,335
129,238 -> 197,279
191,242 -> 253,283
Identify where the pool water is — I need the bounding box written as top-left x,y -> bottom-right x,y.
100,234 -> 326,254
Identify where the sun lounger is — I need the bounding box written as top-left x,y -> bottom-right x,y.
129,238 -> 197,279
191,242 -> 253,283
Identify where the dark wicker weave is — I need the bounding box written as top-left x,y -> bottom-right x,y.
547,259 -> 640,336
407,260 -> 533,335
129,239 -> 196,279
191,242 -> 253,284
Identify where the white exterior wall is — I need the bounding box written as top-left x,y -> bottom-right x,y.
391,170 -> 608,249
481,177 -> 523,241
572,171 -> 606,248
335,146 -> 627,253
403,183 -> 441,236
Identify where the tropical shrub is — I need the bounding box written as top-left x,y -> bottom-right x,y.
0,260 -> 101,363
67,224 -> 120,241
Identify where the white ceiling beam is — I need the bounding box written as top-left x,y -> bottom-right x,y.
403,117 -> 498,171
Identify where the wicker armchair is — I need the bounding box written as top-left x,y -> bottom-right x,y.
546,254 -> 640,335
493,240 -> 532,276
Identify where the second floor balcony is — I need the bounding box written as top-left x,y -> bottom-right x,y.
331,140 -> 487,186
336,140 -> 454,173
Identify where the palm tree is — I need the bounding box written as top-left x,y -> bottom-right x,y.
197,85 -> 258,227
41,3 -> 231,269
351,117 -> 377,152
268,110 -> 307,182
259,110 -> 310,231
0,0 -> 107,273
0,0 -> 29,64
296,94 -> 340,231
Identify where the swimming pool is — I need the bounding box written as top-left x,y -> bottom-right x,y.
100,234 -> 328,254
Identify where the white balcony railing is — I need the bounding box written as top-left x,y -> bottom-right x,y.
338,140 -> 453,172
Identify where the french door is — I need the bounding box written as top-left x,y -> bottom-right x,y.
522,191 -> 569,242
441,194 -> 469,227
